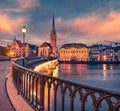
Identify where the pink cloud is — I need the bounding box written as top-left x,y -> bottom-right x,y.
17,0 -> 39,10
57,11 -> 120,44
0,0 -> 40,14
0,13 -> 28,33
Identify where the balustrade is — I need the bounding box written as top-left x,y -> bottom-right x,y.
12,58 -> 120,111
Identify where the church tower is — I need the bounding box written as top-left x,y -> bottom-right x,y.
50,15 -> 58,57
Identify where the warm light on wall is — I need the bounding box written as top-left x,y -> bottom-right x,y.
9,51 -> 14,57
103,55 -> 107,61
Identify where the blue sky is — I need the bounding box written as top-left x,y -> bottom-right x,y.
0,0 -> 120,48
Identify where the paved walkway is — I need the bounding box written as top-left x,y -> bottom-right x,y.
0,61 -> 14,111
0,61 -> 34,111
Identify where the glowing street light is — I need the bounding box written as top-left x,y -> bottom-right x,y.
22,26 -> 27,57
22,26 -> 27,66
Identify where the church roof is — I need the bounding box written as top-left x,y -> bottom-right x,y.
60,43 -> 87,49
11,39 -> 22,47
39,42 -> 52,48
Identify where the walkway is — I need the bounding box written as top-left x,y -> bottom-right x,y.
0,61 -> 34,111
0,61 -> 14,111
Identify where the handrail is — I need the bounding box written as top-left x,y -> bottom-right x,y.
12,57 -> 120,111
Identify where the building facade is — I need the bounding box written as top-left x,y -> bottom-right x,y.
38,42 -> 52,58
38,16 -> 58,58
89,44 -> 107,61
7,38 -> 38,58
89,44 -> 120,62
101,48 -> 115,61
60,43 -> 88,61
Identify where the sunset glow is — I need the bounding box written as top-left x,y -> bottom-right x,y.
0,1 -> 120,47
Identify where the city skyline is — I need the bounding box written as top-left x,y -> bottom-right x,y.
1,0 -> 120,48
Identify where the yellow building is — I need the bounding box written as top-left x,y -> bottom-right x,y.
60,43 -> 88,61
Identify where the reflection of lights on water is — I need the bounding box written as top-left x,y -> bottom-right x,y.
61,64 -> 71,69
103,55 -> 107,61
103,64 -> 107,70
110,65 -> 113,70
76,64 -> 87,70
103,71 -> 107,80
102,64 -> 107,80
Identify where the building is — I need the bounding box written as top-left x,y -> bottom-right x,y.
0,46 -> 7,59
38,42 -> 52,58
60,43 -> 88,61
7,37 -> 38,58
89,43 -> 120,62
115,46 -> 120,61
101,48 -> 116,61
89,44 -> 107,61
7,38 -> 22,57
38,16 -> 58,58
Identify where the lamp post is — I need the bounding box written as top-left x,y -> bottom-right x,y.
22,26 -> 27,66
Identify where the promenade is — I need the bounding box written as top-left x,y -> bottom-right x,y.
0,61 -> 34,111
0,61 -> 14,111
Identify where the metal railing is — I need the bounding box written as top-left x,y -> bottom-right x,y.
12,58 -> 120,111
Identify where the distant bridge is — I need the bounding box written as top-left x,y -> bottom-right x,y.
12,57 -> 120,111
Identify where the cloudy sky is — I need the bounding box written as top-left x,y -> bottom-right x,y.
1,0 -> 120,48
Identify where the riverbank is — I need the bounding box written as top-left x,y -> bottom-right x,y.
59,60 -> 120,64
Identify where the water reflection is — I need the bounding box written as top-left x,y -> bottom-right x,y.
33,63 -> 120,111
102,64 -> 107,80
57,63 -> 120,92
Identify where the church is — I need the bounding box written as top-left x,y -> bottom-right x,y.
38,16 -> 58,58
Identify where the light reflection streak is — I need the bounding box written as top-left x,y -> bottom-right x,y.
102,64 -> 107,80
33,60 -> 58,110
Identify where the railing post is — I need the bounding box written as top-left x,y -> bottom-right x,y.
40,76 -> 45,111
70,97 -> 74,111
12,58 -> 120,111
48,86 -> 50,111
62,94 -> 65,111
81,102 -> 85,111
17,70 -> 20,95
54,88 -> 57,111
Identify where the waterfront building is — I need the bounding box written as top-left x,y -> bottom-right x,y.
89,44 -> 120,62
38,16 -> 58,58
38,42 -> 52,58
114,46 -> 120,61
89,44 -> 107,61
116,47 -> 120,61
101,48 -> 116,61
7,37 -> 38,58
0,46 -> 7,59
60,43 -> 88,61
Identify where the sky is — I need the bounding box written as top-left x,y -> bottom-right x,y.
1,0 -> 120,48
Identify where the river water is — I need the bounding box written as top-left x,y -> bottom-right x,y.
36,63 -> 120,111
55,63 -> 120,93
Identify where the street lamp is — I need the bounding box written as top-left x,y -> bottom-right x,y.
22,26 -> 27,66
22,26 -> 27,56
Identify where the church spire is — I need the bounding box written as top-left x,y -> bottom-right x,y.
51,14 -> 56,34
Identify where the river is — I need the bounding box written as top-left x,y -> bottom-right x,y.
35,63 -> 120,111
55,63 -> 120,93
